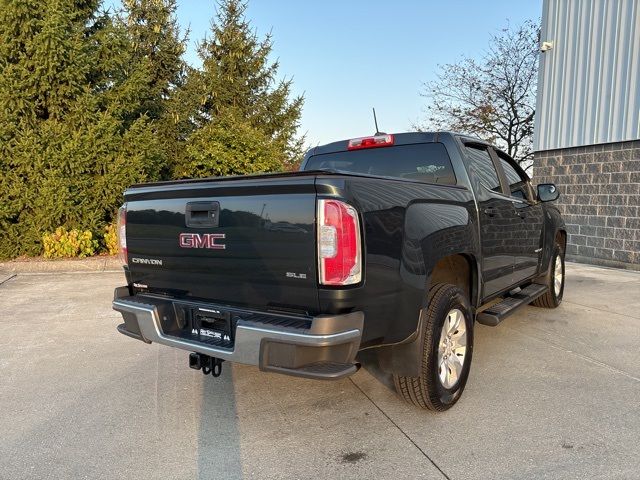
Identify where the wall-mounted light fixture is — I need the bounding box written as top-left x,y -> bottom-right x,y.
540,41 -> 554,52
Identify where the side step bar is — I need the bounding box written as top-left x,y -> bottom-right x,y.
476,284 -> 548,326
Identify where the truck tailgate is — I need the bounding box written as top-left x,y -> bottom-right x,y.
124,176 -> 319,314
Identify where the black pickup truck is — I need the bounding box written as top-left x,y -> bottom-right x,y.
112,132 -> 565,411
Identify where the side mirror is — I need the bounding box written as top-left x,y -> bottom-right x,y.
537,183 -> 560,202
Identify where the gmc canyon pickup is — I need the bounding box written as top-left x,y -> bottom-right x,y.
113,132 -> 565,411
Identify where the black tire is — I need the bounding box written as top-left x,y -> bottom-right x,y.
393,283 -> 474,411
532,243 -> 565,308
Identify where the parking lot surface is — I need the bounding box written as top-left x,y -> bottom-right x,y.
1,263 -> 639,479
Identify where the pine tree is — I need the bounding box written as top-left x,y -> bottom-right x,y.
117,0 -> 190,177
0,0 -> 163,258
0,0 -> 89,124
176,0 -> 304,178
0,0 -> 307,258
119,0 -> 187,122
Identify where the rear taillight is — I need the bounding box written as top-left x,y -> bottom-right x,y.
317,199 -> 362,286
347,133 -> 394,150
117,204 -> 127,266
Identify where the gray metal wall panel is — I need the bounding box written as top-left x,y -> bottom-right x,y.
534,0 -> 640,151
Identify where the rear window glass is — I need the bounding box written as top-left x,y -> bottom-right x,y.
305,143 -> 456,185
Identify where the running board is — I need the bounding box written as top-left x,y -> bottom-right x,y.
476,284 -> 548,326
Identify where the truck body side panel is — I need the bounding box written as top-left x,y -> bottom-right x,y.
315,177 -> 478,347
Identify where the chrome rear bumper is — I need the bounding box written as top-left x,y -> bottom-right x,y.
112,290 -> 363,380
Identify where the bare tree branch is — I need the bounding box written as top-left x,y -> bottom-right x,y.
416,20 -> 539,170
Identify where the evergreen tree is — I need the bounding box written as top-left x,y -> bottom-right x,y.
180,111 -> 281,177
0,0 -> 90,124
119,0 -> 187,122
177,0 -> 304,178
0,0 -> 307,258
118,0 -> 189,177
0,0 -> 162,258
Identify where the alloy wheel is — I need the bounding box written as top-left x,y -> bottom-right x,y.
437,308 -> 467,389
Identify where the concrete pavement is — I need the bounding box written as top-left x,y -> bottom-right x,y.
0,263 -> 638,479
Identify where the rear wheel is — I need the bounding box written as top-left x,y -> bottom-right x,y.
532,244 -> 565,308
393,283 -> 474,411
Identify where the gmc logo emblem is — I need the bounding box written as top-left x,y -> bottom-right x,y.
179,233 -> 226,250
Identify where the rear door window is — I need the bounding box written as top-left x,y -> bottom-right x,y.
464,145 -> 501,192
305,143 -> 457,185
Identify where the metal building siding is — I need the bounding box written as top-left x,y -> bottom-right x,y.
534,0 -> 640,151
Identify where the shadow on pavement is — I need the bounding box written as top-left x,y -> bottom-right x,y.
197,368 -> 243,479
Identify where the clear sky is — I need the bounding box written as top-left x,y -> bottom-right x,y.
148,1 -> 543,147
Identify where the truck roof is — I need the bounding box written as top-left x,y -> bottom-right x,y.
305,131 -> 490,158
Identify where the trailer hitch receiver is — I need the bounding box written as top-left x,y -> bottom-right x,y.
189,352 -> 224,377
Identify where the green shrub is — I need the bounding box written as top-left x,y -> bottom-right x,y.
103,223 -> 119,256
42,227 -> 99,259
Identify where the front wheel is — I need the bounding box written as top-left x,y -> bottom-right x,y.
532,244 -> 565,308
393,283 -> 474,411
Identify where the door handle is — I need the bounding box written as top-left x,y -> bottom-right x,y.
483,208 -> 499,217
185,201 -> 220,228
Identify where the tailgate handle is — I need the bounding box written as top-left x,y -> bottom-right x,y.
185,201 -> 220,228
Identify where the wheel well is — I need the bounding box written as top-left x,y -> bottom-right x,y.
428,254 -> 476,304
556,230 -> 567,250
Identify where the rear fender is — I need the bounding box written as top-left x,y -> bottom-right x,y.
378,201 -> 479,377
400,201 -> 479,308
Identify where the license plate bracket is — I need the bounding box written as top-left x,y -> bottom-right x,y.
192,307 -> 233,345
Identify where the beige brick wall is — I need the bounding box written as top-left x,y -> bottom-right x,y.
534,141 -> 640,270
